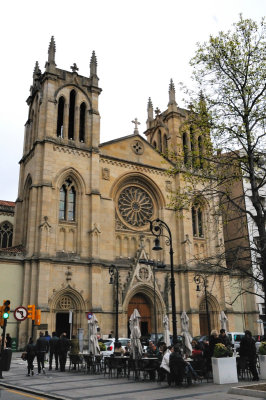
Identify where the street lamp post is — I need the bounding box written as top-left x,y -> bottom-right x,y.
109,264 -> 119,346
194,273 -> 211,338
149,218 -> 178,344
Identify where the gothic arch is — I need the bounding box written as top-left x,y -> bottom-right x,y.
53,167 -> 86,195
49,285 -> 86,311
123,282 -> 166,316
54,84 -> 92,109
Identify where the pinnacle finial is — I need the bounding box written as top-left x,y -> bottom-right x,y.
90,50 -> 97,77
33,61 -> 41,78
168,78 -> 177,106
48,36 -> 56,65
147,97 -> 153,121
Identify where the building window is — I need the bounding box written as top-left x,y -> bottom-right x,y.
0,222 -> 13,248
192,205 -> 204,237
68,90 -> 76,140
56,96 -> 65,137
59,178 -> 76,221
198,136 -> 203,168
183,132 -> 189,165
158,130 -> 162,152
79,102 -> 86,142
163,134 -> 168,153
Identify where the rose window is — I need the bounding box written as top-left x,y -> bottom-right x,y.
118,186 -> 153,227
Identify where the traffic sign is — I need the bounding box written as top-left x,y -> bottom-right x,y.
14,307 -> 28,321
87,312 -> 93,320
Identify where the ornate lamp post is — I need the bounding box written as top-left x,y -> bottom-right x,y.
109,264 -> 119,346
194,273 -> 211,338
149,218 -> 178,344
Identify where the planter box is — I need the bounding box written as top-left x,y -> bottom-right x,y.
259,355 -> 266,379
212,356 -> 238,384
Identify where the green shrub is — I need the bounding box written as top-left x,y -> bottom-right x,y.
213,343 -> 233,358
98,341 -> 106,351
258,342 -> 266,355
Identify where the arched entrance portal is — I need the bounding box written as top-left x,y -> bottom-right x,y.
128,293 -> 152,337
199,296 -> 219,335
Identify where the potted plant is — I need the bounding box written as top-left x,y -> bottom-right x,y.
258,342 -> 266,379
212,343 -> 238,384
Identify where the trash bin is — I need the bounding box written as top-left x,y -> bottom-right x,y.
11,338 -> 17,351
0,349 -> 12,371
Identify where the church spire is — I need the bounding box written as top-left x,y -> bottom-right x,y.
90,51 -> 97,77
147,97 -> 154,121
168,79 -> 177,106
45,36 -> 56,71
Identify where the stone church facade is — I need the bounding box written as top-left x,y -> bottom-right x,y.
0,38 -> 258,348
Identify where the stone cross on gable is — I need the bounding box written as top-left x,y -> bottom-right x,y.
70,63 -> 79,73
155,107 -> 161,116
132,118 -> 141,135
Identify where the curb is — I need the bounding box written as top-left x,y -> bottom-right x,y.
229,385 -> 266,399
0,382 -> 67,400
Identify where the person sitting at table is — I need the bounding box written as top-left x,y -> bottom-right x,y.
114,341 -> 125,355
169,344 -> 201,386
147,341 -> 159,357
158,344 -> 173,382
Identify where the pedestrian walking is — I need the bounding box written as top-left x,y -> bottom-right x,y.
49,332 -> 59,370
26,337 -> 36,376
36,332 -> 49,374
6,333 -> 12,348
58,333 -> 70,372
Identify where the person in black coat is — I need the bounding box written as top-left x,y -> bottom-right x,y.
49,332 -> 59,370
26,337 -> 36,376
36,332 -> 49,374
218,329 -> 231,348
169,344 -> 188,386
209,330 -> 219,357
239,330 -> 259,381
58,333 -> 70,372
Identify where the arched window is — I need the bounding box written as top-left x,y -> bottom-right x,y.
59,178 -> 76,221
183,132 -> 189,165
68,90 -> 76,140
0,222 -> 13,248
163,134 -> 168,153
190,127 -> 196,167
57,96 -> 65,137
79,102 -> 86,142
198,136 -> 204,168
158,130 -> 162,152
192,204 -> 204,237
153,141 -> 157,149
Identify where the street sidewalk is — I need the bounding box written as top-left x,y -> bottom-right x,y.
0,353 -> 265,400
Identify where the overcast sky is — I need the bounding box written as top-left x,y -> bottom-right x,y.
1,0 -> 265,201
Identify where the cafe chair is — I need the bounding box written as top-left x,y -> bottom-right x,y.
69,354 -> 83,371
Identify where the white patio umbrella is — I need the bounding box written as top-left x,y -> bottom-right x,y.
88,314 -> 100,355
181,311 -> 192,356
163,315 -> 171,347
220,311 -> 228,331
129,308 -> 143,359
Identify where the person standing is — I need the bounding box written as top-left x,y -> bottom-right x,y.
6,333 -> 12,348
69,335 -> 80,370
209,330 -> 219,357
36,332 -> 49,374
26,337 -> 36,376
239,330 -> 259,381
49,332 -> 59,371
58,333 -> 70,372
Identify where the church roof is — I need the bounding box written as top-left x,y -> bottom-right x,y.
0,200 -> 15,207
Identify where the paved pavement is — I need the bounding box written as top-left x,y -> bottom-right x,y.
0,353 -> 266,400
